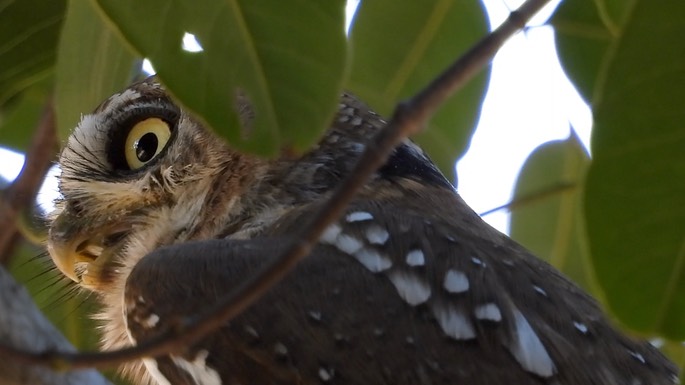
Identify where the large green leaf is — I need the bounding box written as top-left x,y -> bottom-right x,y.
95,0 -> 347,156
347,0 -> 489,178
510,134 -> 592,291
0,78 -> 51,151
0,0 -> 65,105
596,0 -> 633,32
575,1 -> 685,338
552,0 -> 613,104
54,0 -> 139,140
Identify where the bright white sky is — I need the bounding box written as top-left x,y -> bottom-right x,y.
0,0 -> 591,235
458,0 -> 592,232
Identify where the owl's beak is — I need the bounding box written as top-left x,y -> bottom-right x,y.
47,212 -> 127,291
47,238 -> 89,283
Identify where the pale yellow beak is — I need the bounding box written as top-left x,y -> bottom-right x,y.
47,240 -> 81,283
47,236 -> 99,284
47,212 -> 124,291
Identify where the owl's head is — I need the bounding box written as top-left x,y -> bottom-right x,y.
48,78 -> 262,292
47,77 -> 425,295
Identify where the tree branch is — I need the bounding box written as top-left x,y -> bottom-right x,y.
0,266 -> 113,385
0,99 -> 57,264
0,0 -> 551,370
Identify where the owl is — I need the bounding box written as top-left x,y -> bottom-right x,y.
47,77 -> 678,385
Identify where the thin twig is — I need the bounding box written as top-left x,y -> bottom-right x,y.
0,99 -> 57,264
480,182 -> 576,217
0,0 -> 551,369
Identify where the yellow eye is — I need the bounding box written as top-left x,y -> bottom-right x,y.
124,118 -> 171,170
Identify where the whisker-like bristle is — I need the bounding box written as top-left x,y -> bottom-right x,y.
33,272 -> 71,297
42,283 -> 84,313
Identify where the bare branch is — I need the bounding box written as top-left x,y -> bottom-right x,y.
0,0 -> 551,369
0,100 -> 57,264
0,266 -> 113,385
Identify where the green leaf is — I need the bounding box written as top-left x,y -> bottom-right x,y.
347,0 -> 489,178
552,0 -> 613,103
95,0 -> 347,156
596,0 -> 634,32
0,78 -> 51,152
54,0 -> 139,140
0,0 -> 65,105
582,1 -> 685,338
510,134 -> 592,291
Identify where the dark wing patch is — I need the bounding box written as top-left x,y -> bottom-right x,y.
378,142 -> 455,189
124,185 -> 677,385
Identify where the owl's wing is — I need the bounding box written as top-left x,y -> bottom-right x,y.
125,184 -> 677,385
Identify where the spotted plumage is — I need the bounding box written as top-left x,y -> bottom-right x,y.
48,77 -> 678,384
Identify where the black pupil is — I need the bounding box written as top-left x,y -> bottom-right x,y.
135,132 -> 159,163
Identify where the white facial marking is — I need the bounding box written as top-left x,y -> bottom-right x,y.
506,307 -> 556,377
320,223 -> 342,244
474,303 -> 502,322
443,269 -> 469,293
104,88 -> 142,111
143,358 -> 172,385
388,271 -> 431,306
346,211 -> 374,222
172,350 -> 221,385
573,321 -> 588,334
405,249 -> 425,266
334,233 -> 363,254
471,256 -> 485,267
432,303 -> 476,340
353,248 -> 392,272
365,224 -> 390,245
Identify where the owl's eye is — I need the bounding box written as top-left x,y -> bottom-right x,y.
124,118 -> 172,170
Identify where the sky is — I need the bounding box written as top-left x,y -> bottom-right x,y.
457,0 -> 592,232
0,0 -> 592,235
